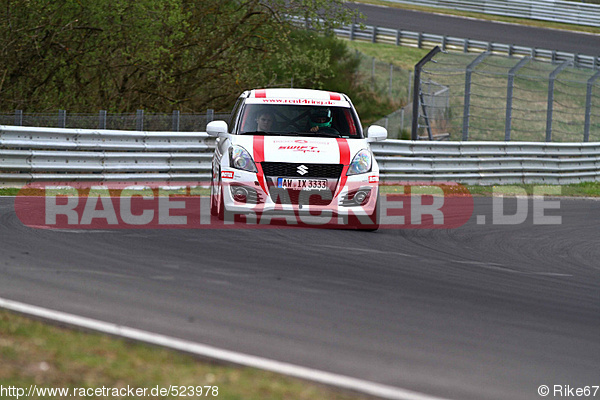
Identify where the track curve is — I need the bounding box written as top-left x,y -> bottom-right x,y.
349,2 -> 600,56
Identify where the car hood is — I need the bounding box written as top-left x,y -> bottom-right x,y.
231,135 -> 368,164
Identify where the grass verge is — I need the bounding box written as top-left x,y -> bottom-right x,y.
0,309 -> 373,400
4,182 -> 600,198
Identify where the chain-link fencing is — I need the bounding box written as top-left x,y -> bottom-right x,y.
0,110 -> 231,132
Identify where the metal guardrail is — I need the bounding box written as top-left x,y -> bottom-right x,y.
2,126 -> 600,185
378,0 -> 600,28
371,139 -> 600,184
0,126 -> 215,183
334,23 -> 600,69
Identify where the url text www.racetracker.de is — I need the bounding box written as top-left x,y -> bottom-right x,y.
0,384 -> 219,398
13,181 -> 563,230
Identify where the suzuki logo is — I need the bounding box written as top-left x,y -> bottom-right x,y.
297,165 -> 308,175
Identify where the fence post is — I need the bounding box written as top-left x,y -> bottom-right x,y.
462,53 -> 489,141
389,64 -> 393,97
412,46 -> 441,140
505,57 -> 530,141
584,71 -> 600,142
99,110 -> 107,129
546,61 -> 571,142
58,110 -> 66,128
14,110 -> 23,126
371,57 -> 376,90
172,110 -> 180,132
136,109 -> 144,131
408,71 -> 413,104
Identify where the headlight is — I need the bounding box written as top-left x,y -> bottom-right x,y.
229,145 -> 257,172
347,149 -> 372,175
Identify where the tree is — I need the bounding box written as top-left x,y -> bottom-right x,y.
0,0 -> 359,112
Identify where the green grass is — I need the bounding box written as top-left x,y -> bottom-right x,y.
378,182 -> 600,197
347,40 -> 429,71
4,182 -> 600,198
0,309 -> 374,400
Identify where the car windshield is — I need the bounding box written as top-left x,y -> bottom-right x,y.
238,104 -> 363,139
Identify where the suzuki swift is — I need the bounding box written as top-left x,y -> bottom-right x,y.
207,88 -> 387,230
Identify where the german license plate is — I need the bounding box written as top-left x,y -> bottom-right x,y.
277,178 -> 328,191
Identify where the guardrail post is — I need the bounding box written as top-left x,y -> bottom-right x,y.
584,71 -> 600,142
14,110 -> 23,126
463,38 -> 469,53
396,29 -> 401,46
412,46 -> 441,140
58,110 -> 66,128
505,57 -> 530,141
172,110 -> 180,132
99,110 -> 107,129
136,109 -> 144,131
372,25 -> 378,43
462,52 -> 489,141
349,23 -> 355,41
206,109 -> 214,124
417,32 -> 423,49
546,61 -> 571,142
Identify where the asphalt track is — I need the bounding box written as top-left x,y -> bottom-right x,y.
1,195 -> 599,400
349,2 -> 600,56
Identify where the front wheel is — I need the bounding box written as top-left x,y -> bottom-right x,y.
217,185 -> 233,221
210,169 -> 219,216
348,189 -> 380,231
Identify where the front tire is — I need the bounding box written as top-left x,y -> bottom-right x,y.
348,189 -> 380,231
217,185 -> 233,221
210,169 -> 219,216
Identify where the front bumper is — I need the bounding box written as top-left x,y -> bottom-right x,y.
220,168 -> 379,217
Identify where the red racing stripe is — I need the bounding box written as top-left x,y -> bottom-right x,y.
335,138 -> 351,198
253,135 -> 269,194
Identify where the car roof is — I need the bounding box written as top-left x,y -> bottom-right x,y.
244,88 -> 352,107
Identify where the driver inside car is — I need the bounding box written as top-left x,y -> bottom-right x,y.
309,108 -> 338,134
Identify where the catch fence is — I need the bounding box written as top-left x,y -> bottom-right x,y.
412,48 -> 600,142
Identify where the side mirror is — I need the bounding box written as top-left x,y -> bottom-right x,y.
206,120 -> 229,137
366,125 -> 387,142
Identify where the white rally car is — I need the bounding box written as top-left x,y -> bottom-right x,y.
207,88 -> 387,230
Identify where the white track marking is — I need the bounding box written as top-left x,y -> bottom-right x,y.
0,297 -> 453,400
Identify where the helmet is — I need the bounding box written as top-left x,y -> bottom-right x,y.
310,108 -> 332,128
